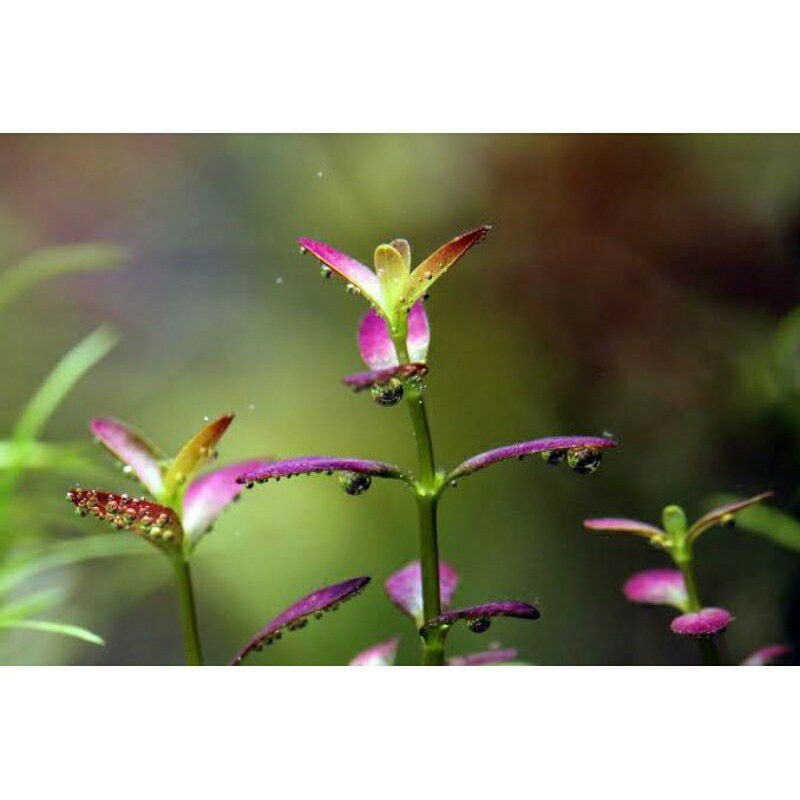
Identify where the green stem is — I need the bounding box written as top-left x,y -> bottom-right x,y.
171,555 -> 204,666
394,329 -> 444,665
675,552 -> 719,666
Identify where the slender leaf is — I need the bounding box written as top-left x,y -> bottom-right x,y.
0,534 -> 148,594
13,326 -> 118,442
0,618 -> 104,646
715,498 -> 800,553
0,588 -> 64,621
0,243 -> 126,313
0,440 -> 100,474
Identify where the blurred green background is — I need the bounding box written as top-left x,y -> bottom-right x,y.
1,134 -> 799,665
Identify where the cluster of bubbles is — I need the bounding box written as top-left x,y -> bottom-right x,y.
69,490 -> 179,544
243,585 -> 368,659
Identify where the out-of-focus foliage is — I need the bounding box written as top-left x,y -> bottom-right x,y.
2,134 -> 800,664
0,244 -> 133,659
728,503 -> 800,554
0,243 -> 125,312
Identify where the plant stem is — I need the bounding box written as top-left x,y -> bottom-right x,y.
407,385 -> 445,666
171,555 -> 204,666
394,329 -> 444,665
675,552 -> 719,666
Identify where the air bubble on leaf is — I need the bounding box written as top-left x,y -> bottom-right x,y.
467,617 -> 492,633
540,449 -> 567,466
371,379 -> 404,407
339,471 -> 372,496
566,446 -> 602,474
346,283 -> 360,295
320,265 -> 332,279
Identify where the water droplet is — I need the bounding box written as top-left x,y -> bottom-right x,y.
316,170 -> 324,178
275,277 -> 283,285
721,513 -> 735,530
203,416 -> 210,422
566,446 -> 602,475
320,265 -> 332,279
540,448 -> 567,466
339,471 -> 372,496
371,379 -> 404,407
467,617 -> 491,633
346,283 -> 360,295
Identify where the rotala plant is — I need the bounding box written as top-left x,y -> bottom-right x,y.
68,414 -> 254,664
584,492 -> 793,665
56,229 -> 793,667
68,414 -> 372,665
234,227 -> 618,665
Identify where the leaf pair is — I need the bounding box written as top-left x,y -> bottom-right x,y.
83,415 -> 268,548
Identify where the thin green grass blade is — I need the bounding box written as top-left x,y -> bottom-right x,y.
0,440 -> 100,474
0,618 -> 104,646
0,534 -> 149,594
0,588 -> 64,621
12,326 -> 118,442
0,243 -> 126,313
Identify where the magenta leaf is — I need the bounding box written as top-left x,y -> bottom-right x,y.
342,363 -> 428,393
448,648 -> 519,666
583,517 -> 665,539
622,569 -> 688,610
420,600 -> 540,635
298,237 -> 384,309
236,456 -> 408,486
358,301 -> 430,370
670,607 -> 732,637
90,418 -> 165,496
385,560 -> 459,625
68,488 -> 183,547
447,435 -> 617,481
350,637 -> 400,666
181,459 -> 268,541
687,491 -> 774,541
741,644 -> 793,666
231,576 -> 371,665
